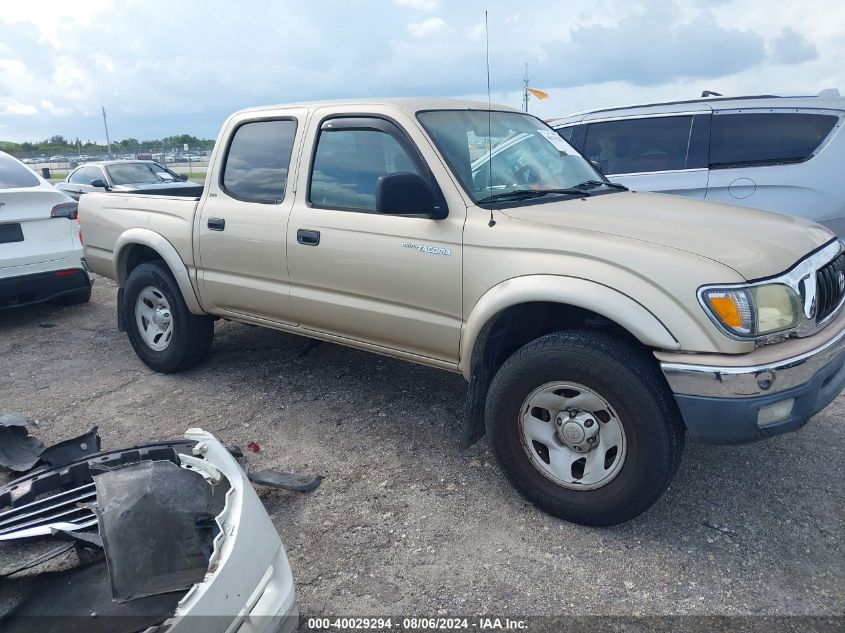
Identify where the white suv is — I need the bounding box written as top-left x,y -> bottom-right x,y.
0,151 -> 91,309
550,90 -> 845,236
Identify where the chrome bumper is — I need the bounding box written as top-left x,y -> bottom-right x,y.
661,325 -> 845,398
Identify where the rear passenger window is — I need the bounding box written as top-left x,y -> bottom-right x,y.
583,116 -> 693,175
222,119 -> 297,203
710,112 -> 838,168
309,121 -> 423,212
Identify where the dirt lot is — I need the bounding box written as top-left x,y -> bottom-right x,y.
0,277 -> 842,620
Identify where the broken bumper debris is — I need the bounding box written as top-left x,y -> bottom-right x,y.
0,428 -> 300,633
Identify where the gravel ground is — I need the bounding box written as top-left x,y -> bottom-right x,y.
0,277 -> 842,622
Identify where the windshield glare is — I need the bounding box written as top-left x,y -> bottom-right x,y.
417,110 -> 603,203
107,162 -> 179,185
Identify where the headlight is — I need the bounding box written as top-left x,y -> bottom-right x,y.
701,283 -> 801,338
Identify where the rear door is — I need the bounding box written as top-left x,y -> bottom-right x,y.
197,110 -> 306,323
705,109 -> 842,219
0,153 -> 76,271
581,110 -> 711,198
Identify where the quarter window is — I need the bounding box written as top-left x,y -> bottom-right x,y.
710,112 -> 838,168
222,119 -> 297,203
309,122 -> 423,212
583,116 -> 694,175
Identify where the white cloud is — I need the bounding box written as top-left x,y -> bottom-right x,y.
0,99 -> 38,116
407,16 -> 446,38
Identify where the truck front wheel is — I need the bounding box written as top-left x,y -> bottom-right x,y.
123,262 -> 213,373
485,331 -> 684,526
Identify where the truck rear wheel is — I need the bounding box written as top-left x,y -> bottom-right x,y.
124,262 -> 213,373
485,331 -> 684,526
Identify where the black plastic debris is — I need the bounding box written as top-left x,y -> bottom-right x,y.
93,459 -> 226,602
248,469 -> 323,492
0,413 -> 44,472
0,415 -> 101,474
36,426 -> 101,469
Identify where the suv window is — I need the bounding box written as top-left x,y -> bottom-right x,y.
583,116 -> 694,175
69,166 -> 103,184
222,119 -> 297,203
309,121 -> 422,212
710,112 -> 839,168
0,153 -> 39,189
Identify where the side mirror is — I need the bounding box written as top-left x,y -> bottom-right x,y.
90,179 -> 108,189
179,174 -> 188,181
375,172 -> 443,218
589,160 -> 604,174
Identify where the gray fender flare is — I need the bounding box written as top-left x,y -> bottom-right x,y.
113,228 -> 204,315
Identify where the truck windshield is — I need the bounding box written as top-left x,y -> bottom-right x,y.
417,110 -> 613,204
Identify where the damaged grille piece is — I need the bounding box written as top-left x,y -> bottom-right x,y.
0,440 -> 196,542
94,459 -> 229,602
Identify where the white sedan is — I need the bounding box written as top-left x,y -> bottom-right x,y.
0,151 -> 91,309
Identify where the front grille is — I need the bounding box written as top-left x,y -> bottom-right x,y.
815,252 -> 845,323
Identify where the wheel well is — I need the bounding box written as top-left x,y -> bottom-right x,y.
123,244 -> 164,281
471,302 -> 646,377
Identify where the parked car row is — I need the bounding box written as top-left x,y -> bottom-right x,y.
550,89 -> 845,236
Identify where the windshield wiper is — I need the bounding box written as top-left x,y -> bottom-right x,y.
574,179 -> 628,191
477,188 -> 590,204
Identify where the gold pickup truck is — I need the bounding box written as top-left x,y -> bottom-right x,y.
79,98 -> 845,526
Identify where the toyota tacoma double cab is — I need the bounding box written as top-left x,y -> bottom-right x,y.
79,98 -> 845,526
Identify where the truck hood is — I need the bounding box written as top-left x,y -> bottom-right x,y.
503,191 -> 836,280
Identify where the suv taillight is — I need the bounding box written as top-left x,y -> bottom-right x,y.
51,201 -> 78,219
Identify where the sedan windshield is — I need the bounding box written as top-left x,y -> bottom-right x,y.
417,110 -> 612,204
106,162 -> 180,185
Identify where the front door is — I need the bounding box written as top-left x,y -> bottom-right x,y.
197,113 -> 304,323
286,111 -> 464,363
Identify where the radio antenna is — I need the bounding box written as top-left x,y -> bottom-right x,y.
485,10 -> 495,227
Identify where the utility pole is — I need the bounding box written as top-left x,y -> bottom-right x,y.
522,63 -> 529,112
102,106 -> 112,158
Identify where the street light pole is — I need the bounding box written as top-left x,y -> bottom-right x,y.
102,106 -> 112,158
522,63 -> 529,112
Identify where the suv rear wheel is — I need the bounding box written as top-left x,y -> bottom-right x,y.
124,262 -> 213,373
485,331 -> 684,526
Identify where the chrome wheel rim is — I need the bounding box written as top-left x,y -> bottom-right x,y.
518,381 -> 626,490
135,286 -> 173,352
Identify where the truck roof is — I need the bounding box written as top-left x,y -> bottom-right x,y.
233,97 -> 522,117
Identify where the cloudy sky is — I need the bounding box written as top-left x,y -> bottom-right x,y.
0,0 -> 842,144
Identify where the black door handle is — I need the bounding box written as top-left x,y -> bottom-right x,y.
297,229 -> 320,245
207,218 -> 225,231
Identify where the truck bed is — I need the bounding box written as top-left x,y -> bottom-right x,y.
80,192 -> 201,281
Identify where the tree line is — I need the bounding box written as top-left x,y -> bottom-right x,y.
0,134 -> 215,158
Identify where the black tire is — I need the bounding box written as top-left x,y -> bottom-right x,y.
123,261 -> 213,373
55,287 -> 91,306
485,331 -> 685,527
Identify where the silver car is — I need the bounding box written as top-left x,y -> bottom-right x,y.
56,160 -> 202,200
550,89 -> 845,236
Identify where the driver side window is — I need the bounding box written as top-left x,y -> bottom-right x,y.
309,120 -> 423,213
69,167 -> 102,184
